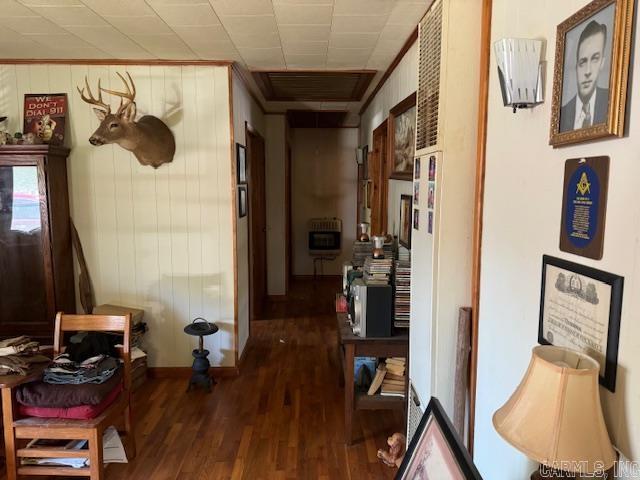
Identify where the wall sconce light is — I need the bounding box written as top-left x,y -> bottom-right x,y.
494,38 -> 544,113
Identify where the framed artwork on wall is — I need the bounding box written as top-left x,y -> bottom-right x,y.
238,185 -> 247,218
236,143 -> 247,184
397,397 -> 482,480
399,194 -> 413,249
549,0 -> 635,147
389,92 -> 417,180
538,255 -> 623,392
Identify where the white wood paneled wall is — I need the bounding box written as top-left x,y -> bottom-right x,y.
0,64 -> 234,367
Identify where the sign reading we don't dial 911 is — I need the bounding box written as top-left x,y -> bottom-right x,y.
23,93 -> 67,145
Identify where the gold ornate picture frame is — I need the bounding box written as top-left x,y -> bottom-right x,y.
549,0 -> 634,147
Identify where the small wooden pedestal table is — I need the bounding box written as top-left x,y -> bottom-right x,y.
336,312 -> 409,445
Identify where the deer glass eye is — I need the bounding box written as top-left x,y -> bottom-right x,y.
109,122 -> 119,129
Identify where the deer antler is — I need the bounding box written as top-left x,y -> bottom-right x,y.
77,77 -> 110,114
100,72 -> 136,114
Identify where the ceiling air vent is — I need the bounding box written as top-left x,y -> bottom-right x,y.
416,0 -> 443,151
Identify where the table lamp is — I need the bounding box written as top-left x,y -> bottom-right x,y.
493,345 -> 616,479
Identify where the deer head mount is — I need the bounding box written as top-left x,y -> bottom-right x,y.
78,72 -> 176,169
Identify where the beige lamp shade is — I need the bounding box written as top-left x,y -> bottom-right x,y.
493,346 -> 616,474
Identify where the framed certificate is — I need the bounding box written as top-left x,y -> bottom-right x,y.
539,255 -> 623,391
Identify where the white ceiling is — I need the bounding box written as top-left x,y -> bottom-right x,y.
0,0 -> 427,117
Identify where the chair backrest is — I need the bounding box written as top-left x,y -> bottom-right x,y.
53,313 -> 132,393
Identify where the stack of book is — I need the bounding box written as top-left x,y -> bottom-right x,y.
367,357 -> 407,397
363,257 -> 393,285
352,241 -> 373,266
398,246 -> 411,262
394,260 -> 411,328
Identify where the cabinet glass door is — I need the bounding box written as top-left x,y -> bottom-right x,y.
0,165 -> 48,333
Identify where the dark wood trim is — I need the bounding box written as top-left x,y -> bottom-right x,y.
267,295 -> 288,302
232,64 -> 267,115
359,27 -> 418,115
252,70 -> 377,102
148,367 -> 240,379
0,59 -> 233,66
387,92 -> 417,181
285,141 -> 292,295
469,0 -> 492,456
371,119 -> 389,234
228,65 -> 239,367
291,275 -> 342,281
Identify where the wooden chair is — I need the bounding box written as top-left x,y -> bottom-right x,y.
1,313 -> 136,479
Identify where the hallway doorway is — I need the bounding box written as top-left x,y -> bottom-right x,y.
246,123 -> 267,320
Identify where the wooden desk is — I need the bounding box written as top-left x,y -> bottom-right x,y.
336,312 -> 409,445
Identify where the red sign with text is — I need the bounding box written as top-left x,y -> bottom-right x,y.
23,93 -> 67,145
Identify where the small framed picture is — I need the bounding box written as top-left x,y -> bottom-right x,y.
549,0 -> 634,146
399,194 -> 413,249
413,209 -> 419,230
428,211 -> 434,235
414,157 -> 421,179
238,185 -> 247,218
413,182 -> 420,205
397,397 -> 482,480
427,182 -> 435,209
428,155 -> 436,181
389,93 -> 417,180
236,143 -> 247,184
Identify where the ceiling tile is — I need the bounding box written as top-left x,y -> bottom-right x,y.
239,46 -> 285,68
150,4 -> 221,26
0,15 -> 67,34
366,52 -> 393,69
284,53 -> 326,68
273,4 -> 332,25
278,24 -> 330,43
387,2 -> 427,25
329,32 -> 379,49
172,24 -> 230,43
80,0 -> 156,17
65,25 -> 155,58
331,14 -> 388,33
47,45 -> 111,58
104,15 -> 173,35
208,0 -> 273,16
129,33 -> 198,59
328,46 -> 371,63
220,15 -> 277,35
1,0 -> 39,16
35,5 -> 108,26
27,33 -> 96,49
20,0 -> 83,5
332,0 -> 394,16
146,0 -> 209,4
231,31 -> 281,49
282,41 -> 327,55
273,0 -> 333,4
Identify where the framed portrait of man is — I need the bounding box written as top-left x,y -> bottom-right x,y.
549,0 -> 634,147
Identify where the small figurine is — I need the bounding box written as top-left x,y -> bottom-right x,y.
22,132 -> 43,145
377,432 -> 406,468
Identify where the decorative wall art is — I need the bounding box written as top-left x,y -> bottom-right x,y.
238,185 -> 248,218
549,0 -> 634,147
389,93 -> 417,180
413,209 -> 419,230
428,155 -> 436,181
428,211 -> 434,235
23,93 -> 67,145
236,143 -> 247,184
414,182 -> 420,205
427,183 -> 435,209
538,255 -> 623,392
399,194 -> 413,249
77,72 -> 176,168
560,156 -> 609,259
397,397 -> 482,480
414,157 -> 421,179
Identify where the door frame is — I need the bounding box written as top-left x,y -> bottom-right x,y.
245,122 -> 267,322
371,119 -> 389,235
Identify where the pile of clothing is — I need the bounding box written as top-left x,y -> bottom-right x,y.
0,336 -> 49,375
16,333 -> 124,420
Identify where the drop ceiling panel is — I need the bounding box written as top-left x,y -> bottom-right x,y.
2,0 -> 40,16
232,31 -> 281,49
278,25 -> 331,43
208,0 -> 273,16
129,33 -> 197,59
65,25 -> 155,58
80,0 -> 157,17
273,4 -> 333,24
387,2 -> 429,25
104,15 -> 174,35
329,32 -> 379,49
0,16 -> 67,34
149,4 -> 221,26
333,0 -> 395,16
220,15 -> 278,35
331,14 -> 389,33
19,0 -> 83,5
285,54 -> 326,68
282,41 -> 327,56
31,5 -> 108,26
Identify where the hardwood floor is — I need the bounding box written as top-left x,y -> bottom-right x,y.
103,278 -> 403,479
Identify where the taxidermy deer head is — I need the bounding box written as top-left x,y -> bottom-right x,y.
77,72 -> 176,169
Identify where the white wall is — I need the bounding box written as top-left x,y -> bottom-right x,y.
231,70 -> 265,355
0,63 -> 234,367
291,128 -> 358,276
360,43 -> 418,237
265,114 -> 287,296
475,1 -> 640,478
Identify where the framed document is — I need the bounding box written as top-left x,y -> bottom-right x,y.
539,255 -> 623,391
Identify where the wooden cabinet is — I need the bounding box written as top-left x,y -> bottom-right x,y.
0,145 -> 75,341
